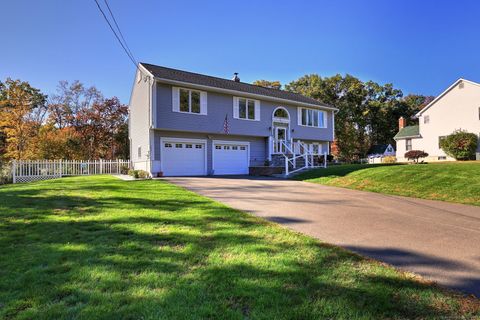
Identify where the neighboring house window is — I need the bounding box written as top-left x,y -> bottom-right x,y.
299,108 -> 327,128
233,97 -> 260,121
386,146 -> 393,153
405,139 -> 412,151
137,146 -> 141,158
438,136 -> 447,148
424,115 -> 430,124
172,87 -> 207,115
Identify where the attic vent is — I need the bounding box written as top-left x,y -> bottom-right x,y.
459,82 -> 464,89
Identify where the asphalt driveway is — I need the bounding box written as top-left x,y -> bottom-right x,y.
166,176 -> 480,297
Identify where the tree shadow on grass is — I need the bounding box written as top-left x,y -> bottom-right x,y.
0,178 -> 478,319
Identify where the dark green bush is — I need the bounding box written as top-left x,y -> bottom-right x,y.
440,130 -> 478,160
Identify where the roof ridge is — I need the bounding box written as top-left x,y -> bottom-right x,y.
141,62 -> 284,93
139,62 -> 332,108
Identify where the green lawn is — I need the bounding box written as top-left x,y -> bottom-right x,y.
294,162 -> 480,206
0,176 -> 478,319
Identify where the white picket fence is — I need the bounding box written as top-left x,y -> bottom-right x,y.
12,159 -> 130,184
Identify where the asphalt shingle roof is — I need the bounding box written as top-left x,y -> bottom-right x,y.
140,63 -> 333,108
394,125 -> 420,140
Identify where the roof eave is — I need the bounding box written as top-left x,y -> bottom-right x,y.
394,135 -> 421,140
153,77 -> 339,111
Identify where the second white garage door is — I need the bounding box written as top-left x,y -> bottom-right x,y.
213,141 -> 249,175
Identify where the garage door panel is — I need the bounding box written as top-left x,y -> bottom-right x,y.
213,142 -> 249,175
162,141 -> 206,176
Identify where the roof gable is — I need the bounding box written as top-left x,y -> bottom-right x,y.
415,78 -> 480,117
139,63 -> 336,110
367,144 -> 395,155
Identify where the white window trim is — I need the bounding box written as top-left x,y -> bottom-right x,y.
172,87 -> 207,116
159,137 -> 208,175
212,140 -> 250,173
233,97 -> 260,121
298,107 -> 327,128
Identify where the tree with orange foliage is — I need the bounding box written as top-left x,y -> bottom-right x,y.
0,79 -> 47,160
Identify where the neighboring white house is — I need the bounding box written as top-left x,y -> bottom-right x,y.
395,78 -> 480,162
367,144 -> 396,164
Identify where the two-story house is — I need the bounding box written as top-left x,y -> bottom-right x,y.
395,78 -> 480,161
129,63 -> 337,176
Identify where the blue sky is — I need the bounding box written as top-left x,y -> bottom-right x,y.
1,0 -> 479,103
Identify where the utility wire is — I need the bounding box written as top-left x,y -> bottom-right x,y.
102,0 -> 136,64
92,0 -> 137,68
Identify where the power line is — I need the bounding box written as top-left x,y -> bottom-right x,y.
102,0 -> 136,64
92,0 -> 137,67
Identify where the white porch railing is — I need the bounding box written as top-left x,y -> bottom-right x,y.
276,140 -> 328,176
11,159 -> 130,184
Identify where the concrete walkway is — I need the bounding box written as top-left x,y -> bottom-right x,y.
166,176 -> 480,297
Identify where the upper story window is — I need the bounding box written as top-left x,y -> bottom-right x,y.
172,87 -> 207,115
233,97 -> 260,121
180,89 -> 200,113
406,139 -> 412,151
424,115 -> 430,124
298,107 -> 327,128
478,107 -> 480,120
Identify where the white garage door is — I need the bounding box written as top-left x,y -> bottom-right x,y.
161,140 -> 206,176
213,142 -> 249,175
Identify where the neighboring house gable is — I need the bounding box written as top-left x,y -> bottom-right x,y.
394,79 -> 480,162
367,143 -> 396,163
368,144 -> 396,157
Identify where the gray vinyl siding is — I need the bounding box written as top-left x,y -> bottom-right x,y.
154,130 -> 266,174
155,83 -> 334,141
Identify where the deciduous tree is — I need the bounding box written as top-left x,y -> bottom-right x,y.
252,80 -> 282,90
0,79 -> 47,159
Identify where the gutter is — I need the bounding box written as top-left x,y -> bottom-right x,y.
394,135 -> 422,141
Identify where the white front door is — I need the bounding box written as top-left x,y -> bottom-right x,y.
161,140 -> 206,176
274,127 -> 287,153
213,142 -> 249,175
